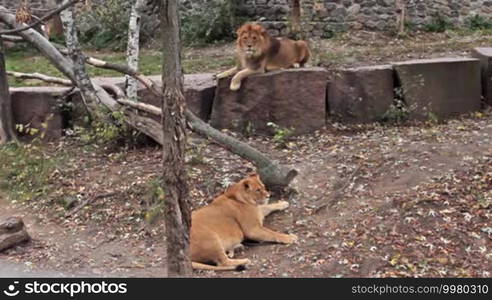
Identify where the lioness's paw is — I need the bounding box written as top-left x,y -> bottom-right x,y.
230,80 -> 241,91
276,201 -> 289,210
283,234 -> 298,244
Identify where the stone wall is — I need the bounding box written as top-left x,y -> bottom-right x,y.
5,1 -> 492,39
0,0 -> 56,10
234,0 -> 492,38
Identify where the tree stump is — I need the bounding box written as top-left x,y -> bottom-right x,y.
0,217 -> 31,252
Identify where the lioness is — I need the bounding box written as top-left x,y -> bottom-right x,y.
190,173 -> 297,271
216,23 -> 311,91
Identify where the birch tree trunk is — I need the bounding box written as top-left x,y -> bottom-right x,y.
59,0 -> 106,122
396,0 -> 406,34
125,0 -> 146,101
160,0 -> 192,277
0,36 -> 17,144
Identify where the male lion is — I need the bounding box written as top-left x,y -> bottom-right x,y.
190,173 -> 297,271
216,23 -> 311,91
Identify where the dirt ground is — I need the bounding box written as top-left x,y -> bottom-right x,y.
1,111 -> 491,278
1,32 -> 492,278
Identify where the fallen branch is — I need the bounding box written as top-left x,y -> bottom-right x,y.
56,47 -> 161,94
65,192 -> 117,218
7,70 -> 72,86
2,35 -> 23,42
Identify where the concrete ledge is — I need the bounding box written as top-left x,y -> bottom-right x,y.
210,68 -> 328,135
328,65 -> 394,123
393,58 -> 481,120
96,74 -> 216,121
10,87 -> 69,141
471,47 -> 492,105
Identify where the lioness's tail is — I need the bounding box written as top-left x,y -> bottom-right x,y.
192,262 -> 246,271
296,40 -> 311,67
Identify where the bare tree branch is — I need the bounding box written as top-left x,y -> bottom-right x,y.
0,0 -> 80,35
0,5 -> 75,80
2,35 -> 23,42
7,70 -> 72,86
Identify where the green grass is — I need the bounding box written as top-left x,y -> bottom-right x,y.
0,143 -> 65,202
5,47 -> 234,87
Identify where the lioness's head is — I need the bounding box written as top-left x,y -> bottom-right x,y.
227,173 -> 270,205
236,23 -> 269,58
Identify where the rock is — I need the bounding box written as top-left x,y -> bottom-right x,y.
210,68 -> 328,135
471,47 -> 492,105
10,87 -> 69,141
0,217 -> 31,252
393,58 -> 481,120
347,4 -> 361,16
328,65 -> 394,123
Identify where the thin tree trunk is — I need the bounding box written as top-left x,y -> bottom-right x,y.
160,0 -> 192,277
0,36 -> 17,144
396,0 -> 406,34
291,0 -> 301,36
126,0 -> 146,101
59,0 -> 105,122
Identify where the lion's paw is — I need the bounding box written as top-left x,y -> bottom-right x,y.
230,80 -> 241,91
215,72 -> 226,79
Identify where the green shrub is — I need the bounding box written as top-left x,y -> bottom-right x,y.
78,0 -> 132,50
465,14 -> 492,31
380,88 -> 410,124
181,0 -> 237,46
267,122 -> 294,148
423,14 -> 454,33
75,110 -> 147,150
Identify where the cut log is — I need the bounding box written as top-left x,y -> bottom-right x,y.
0,217 -> 31,252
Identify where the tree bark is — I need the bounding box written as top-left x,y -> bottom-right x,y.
291,0 -> 301,36
0,36 -> 17,144
126,0 -> 146,101
59,0 -> 106,122
160,0 -> 192,278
